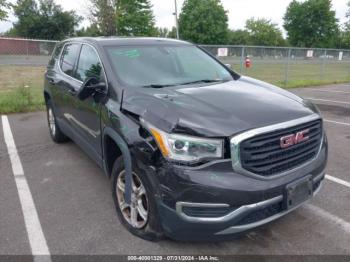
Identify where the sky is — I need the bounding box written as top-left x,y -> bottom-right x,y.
0,0 -> 349,34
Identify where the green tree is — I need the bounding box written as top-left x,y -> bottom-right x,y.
11,0 -> 81,40
179,0 -> 228,44
245,18 -> 286,46
227,30 -> 251,45
0,0 -> 10,21
156,27 -> 169,38
11,0 -> 39,37
340,1 -> 350,48
75,23 -> 101,37
283,0 -> 339,48
168,27 -> 178,39
340,31 -> 350,48
155,27 -> 177,39
90,0 -> 116,36
116,0 -> 156,36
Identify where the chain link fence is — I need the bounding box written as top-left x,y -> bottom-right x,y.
0,37 -> 57,112
201,45 -> 350,87
0,37 -> 57,88
1,37 -> 350,112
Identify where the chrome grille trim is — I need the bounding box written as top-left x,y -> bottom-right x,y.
230,114 -> 323,180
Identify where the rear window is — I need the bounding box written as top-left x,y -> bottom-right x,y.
48,44 -> 63,67
60,43 -> 81,77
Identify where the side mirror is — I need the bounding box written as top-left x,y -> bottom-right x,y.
77,77 -> 106,100
225,63 -> 232,69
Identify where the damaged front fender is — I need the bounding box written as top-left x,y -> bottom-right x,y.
102,99 -> 160,205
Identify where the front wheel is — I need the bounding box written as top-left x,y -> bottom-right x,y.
111,157 -> 163,241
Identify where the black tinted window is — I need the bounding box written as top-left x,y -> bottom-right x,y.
75,45 -> 102,82
48,43 -> 63,67
60,44 -> 80,77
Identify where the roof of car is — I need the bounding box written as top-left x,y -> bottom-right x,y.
64,37 -> 193,46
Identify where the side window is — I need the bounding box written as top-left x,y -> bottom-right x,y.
75,45 -> 103,82
60,44 -> 80,77
48,43 -> 63,67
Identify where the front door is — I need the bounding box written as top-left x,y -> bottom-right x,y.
65,44 -> 106,164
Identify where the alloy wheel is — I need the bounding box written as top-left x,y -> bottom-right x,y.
116,171 -> 149,229
48,108 -> 56,137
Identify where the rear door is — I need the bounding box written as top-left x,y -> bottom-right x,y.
45,42 -> 64,118
54,43 -> 82,130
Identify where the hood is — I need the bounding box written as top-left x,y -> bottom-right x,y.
121,76 -> 318,137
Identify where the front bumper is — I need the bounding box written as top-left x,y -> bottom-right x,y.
156,173 -> 323,241
148,132 -> 328,241
131,114 -> 328,240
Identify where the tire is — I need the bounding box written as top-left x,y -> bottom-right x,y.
111,156 -> 163,241
46,100 -> 69,143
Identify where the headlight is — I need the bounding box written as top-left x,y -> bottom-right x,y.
141,120 -> 223,162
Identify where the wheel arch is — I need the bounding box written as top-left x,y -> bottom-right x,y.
103,127 -> 133,204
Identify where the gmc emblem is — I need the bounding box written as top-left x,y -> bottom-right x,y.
280,129 -> 310,149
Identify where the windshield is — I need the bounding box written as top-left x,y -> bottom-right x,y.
105,45 -> 234,87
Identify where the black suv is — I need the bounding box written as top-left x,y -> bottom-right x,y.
44,37 -> 327,241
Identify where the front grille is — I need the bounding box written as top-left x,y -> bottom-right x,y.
240,120 -> 322,177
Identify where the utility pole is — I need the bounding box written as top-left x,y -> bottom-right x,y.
174,0 -> 179,39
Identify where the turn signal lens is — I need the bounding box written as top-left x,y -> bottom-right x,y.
150,128 -> 170,157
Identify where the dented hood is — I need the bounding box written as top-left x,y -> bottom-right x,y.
121,76 -> 318,137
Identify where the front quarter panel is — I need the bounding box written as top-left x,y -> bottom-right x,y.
101,98 -> 161,202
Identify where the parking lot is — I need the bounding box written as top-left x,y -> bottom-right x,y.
0,84 -> 349,257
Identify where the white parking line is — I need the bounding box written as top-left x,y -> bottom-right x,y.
305,97 -> 350,105
324,119 -> 350,126
307,89 -> 350,94
326,175 -> 350,188
305,204 -> 350,234
1,116 -> 51,259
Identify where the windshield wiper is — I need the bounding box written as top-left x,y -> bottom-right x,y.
178,79 -> 226,86
142,84 -> 176,88
142,79 -> 227,89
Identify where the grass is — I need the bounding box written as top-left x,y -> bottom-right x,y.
0,65 -> 46,114
0,65 -> 45,91
224,58 -> 350,87
0,86 -> 45,114
279,78 -> 350,89
0,61 -> 350,114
